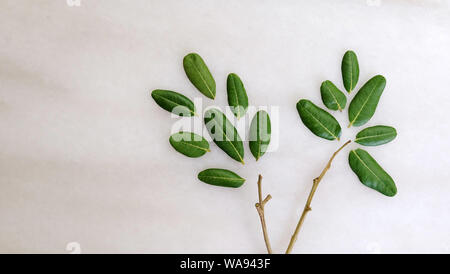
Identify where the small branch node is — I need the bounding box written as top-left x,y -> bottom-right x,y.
255,175 -> 272,254
262,194 -> 272,205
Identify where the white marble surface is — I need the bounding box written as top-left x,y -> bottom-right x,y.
1,0 -> 450,253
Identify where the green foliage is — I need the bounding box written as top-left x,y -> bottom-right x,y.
169,132 -> 210,158
348,75 -> 386,127
198,168 -> 245,188
249,110 -> 271,161
355,126 -> 397,146
341,50 -> 359,93
227,73 -> 249,119
320,80 -> 347,111
296,51 -> 397,197
183,53 -> 216,99
152,53 -> 274,189
151,89 -> 196,116
349,149 -> 397,196
204,108 -> 245,164
296,99 -> 342,141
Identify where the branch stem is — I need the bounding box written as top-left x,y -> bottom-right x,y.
285,140 -> 351,254
255,174 -> 273,254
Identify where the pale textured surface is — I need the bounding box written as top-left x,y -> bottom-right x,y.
1,0 -> 449,254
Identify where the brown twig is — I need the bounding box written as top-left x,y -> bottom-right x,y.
285,140 -> 351,254
255,174 -> 273,254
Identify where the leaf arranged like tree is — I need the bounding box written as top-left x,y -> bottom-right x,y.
320,80 -> 347,111
151,89 -> 196,116
204,108 -> 245,164
341,50 -> 359,93
249,110 -> 271,161
348,75 -> 386,127
296,99 -> 342,141
198,168 -> 245,188
183,53 -> 216,99
227,73 -> 249,119
169,132 -> 210,158
348,149 -> 397,196
355,126 -> 397,146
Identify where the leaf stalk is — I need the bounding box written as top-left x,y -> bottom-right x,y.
285,140 -> 351,254
255,175 -> 273,254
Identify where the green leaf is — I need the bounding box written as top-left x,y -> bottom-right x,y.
341,50 -> 359,93
169,132 -> 210,158
227,73 -> 249,119
349,149 -> 397,197
348,75 -> 386,127
198,168 -> 245,188
320,80 -> 347,111
204,108 -> 245,164
296,99 -> 341,141
183,53 -> 216,99
355,125 -> 397,146
151,89 -> 196,117
249,110 -> 271,161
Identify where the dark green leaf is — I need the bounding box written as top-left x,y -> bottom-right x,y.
169,132 -> 210,158
227,73 -> 249,119
198,168 -> 245,188
349,149 -> 397,197
183,53 -> 216,99
355,126 -> 397,146
320,80 -> 347,111
151,89 -> 196,116
341,50 -> 359,93
296,99 -> 341,141
249,110 -> 271,161
348,75 -> 386,127
204,108 -> 245,164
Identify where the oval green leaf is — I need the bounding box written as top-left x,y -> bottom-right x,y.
183,53 -> 216,99
341,50 -> 359,93
249,110 -> 271,161
296,99 -> 341,141
151,89 -> 196,117
349,149 -> 397,197
227,73 -> 249,119
348,75 -> 386,127
198,168 -> 245,188
355,125 -> 397,146
204,108 -> 245,164
320,80 -> 347,111
169,132 -> 210,158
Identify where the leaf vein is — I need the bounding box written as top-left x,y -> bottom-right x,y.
211,119 -> 244,163
178,141 -> 209,152
304,108 -> 338,140
155,95 -> 195,115
191,62 -> 214,99
351,150 -> 382,182
355,132 -> 395,141
349,79 -> 380,126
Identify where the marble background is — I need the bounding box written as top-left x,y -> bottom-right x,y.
1,0 -> 449,253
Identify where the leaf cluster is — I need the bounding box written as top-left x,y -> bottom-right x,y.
152,53 -> 272,187
296,51 -> 397,196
